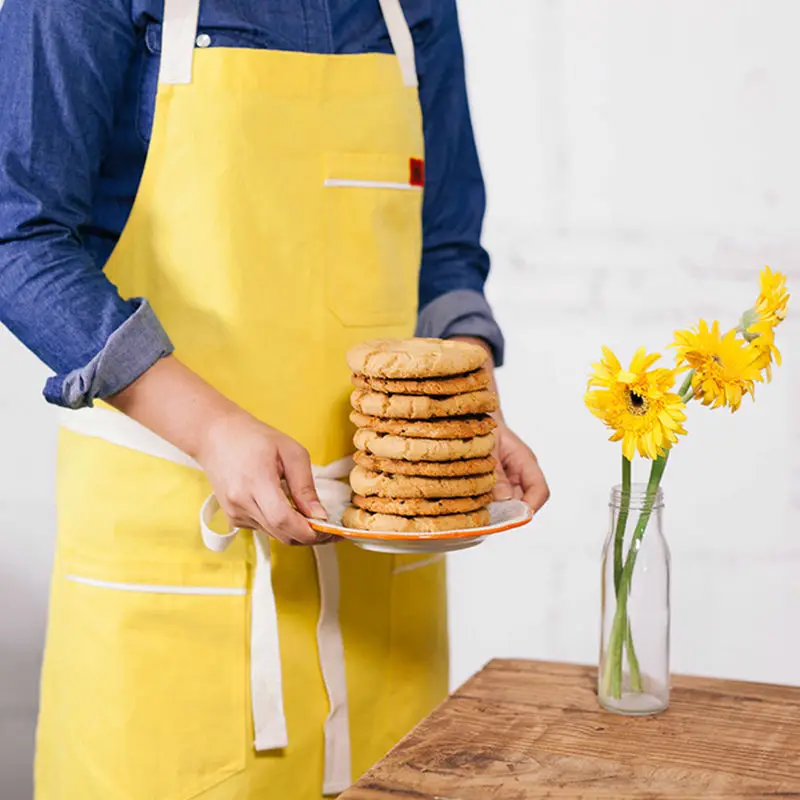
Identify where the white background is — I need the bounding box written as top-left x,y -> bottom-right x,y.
1,1 -> 799,796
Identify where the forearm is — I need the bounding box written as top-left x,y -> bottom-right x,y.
110,358 -> 327,543
108,355 -> 239,461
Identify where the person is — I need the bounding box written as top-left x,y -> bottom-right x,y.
0,0 -> 550,797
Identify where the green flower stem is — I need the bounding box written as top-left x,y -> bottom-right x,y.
613,456 -> 632,595
679,368 -> 696,402
626,619 -> 643,693
613,456 -> 644,693
602,453 -> 668,700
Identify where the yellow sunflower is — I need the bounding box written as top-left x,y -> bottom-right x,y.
754,266 -> 789,328
672,320 -> 762,412
747,319 -> 782,382
585,347 -> 687,461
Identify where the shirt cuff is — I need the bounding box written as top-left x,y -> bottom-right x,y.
43,299 -> 174,409
416,289 -> 505,367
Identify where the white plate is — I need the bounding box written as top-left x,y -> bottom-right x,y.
310,500 -> 533,554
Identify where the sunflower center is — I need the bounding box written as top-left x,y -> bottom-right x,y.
626,390 -> 649,416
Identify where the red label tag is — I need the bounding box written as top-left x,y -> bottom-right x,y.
409,158 -> 425,187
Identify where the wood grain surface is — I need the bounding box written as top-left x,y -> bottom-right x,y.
341,659 -> 800,799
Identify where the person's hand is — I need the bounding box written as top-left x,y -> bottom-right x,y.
110,356 -> 331,546
492,422 -> 550,513
449,337 -> 550,514
196,408 -> 330,545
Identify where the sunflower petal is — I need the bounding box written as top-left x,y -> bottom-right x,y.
601,346 -> 622,374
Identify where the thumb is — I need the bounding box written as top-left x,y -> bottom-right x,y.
282,448 -> 328,521
493,456 -> 514,502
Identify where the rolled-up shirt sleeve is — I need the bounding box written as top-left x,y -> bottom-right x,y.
415,0 -> 505,366
0,0 -> 173,409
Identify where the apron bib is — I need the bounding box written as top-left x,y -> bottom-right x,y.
34,1 -> 448,797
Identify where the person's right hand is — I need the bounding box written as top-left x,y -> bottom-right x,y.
110,355 -> 330,546
195,409 -> 329,545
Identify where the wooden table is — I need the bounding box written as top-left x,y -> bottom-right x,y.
341,659 -> 800,799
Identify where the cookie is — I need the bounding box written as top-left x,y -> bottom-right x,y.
342,506 -> 491,533
350,410 -> 496,439
350,465 -> 497,499
351,368 -> 490,396
353,450 -> 496,477
351,389 -> 498,420
346,338 -> 488,379
352,493 -> 493,516
354,429 -> 496,462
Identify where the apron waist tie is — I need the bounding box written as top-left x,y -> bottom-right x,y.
61,407 -> 354,796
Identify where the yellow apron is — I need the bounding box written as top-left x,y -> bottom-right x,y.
34,0 -> 448,796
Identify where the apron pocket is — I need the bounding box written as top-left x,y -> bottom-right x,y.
52,564 -> 248,800
323,153 -> 423,329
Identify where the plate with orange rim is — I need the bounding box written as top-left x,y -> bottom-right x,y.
308,500 -> 533,554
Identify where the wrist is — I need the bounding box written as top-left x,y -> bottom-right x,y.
109,355 -> 244,461
192,403 -> 244,465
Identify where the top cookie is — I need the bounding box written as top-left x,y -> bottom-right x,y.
346,338 -> 488,379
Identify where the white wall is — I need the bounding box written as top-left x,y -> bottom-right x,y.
1,1 -> 799,796
449,0 -> 800,688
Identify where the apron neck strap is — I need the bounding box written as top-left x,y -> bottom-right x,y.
378,0 -> 419,88
159,0 -> 418,88
159,0 -> 201,85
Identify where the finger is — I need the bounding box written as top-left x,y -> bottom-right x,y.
493,456 -> 514,502
217,488 -> 270,536
256,480 -> 321,545
281,447 -> 327,521
519,458 -> 550,513
225,509 -> 263,534
240,498 -> 293,546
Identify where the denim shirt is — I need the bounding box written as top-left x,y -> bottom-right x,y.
0,0 -> 503,408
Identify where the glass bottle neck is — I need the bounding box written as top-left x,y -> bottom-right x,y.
610,483 -> 664,511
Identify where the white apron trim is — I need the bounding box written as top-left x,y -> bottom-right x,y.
61,403 -> 200,470
379,0 -> 419,87
159,0 -> 417,88
313,546 -> 352,795
64,575 -> 246,596
60,406 -> 352,794
392,554 -> 445,575
324,178 -> 421,191
159,0 -> 201,85
251,530 -> 289,751
198,497 -> 287,752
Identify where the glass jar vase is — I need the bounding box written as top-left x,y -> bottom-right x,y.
598,484 -> 670,715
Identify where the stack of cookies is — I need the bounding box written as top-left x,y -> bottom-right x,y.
342,338 -> 499,533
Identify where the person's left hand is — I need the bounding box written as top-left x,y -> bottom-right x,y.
450,336 -> 549,514
492,422 -> 550,513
